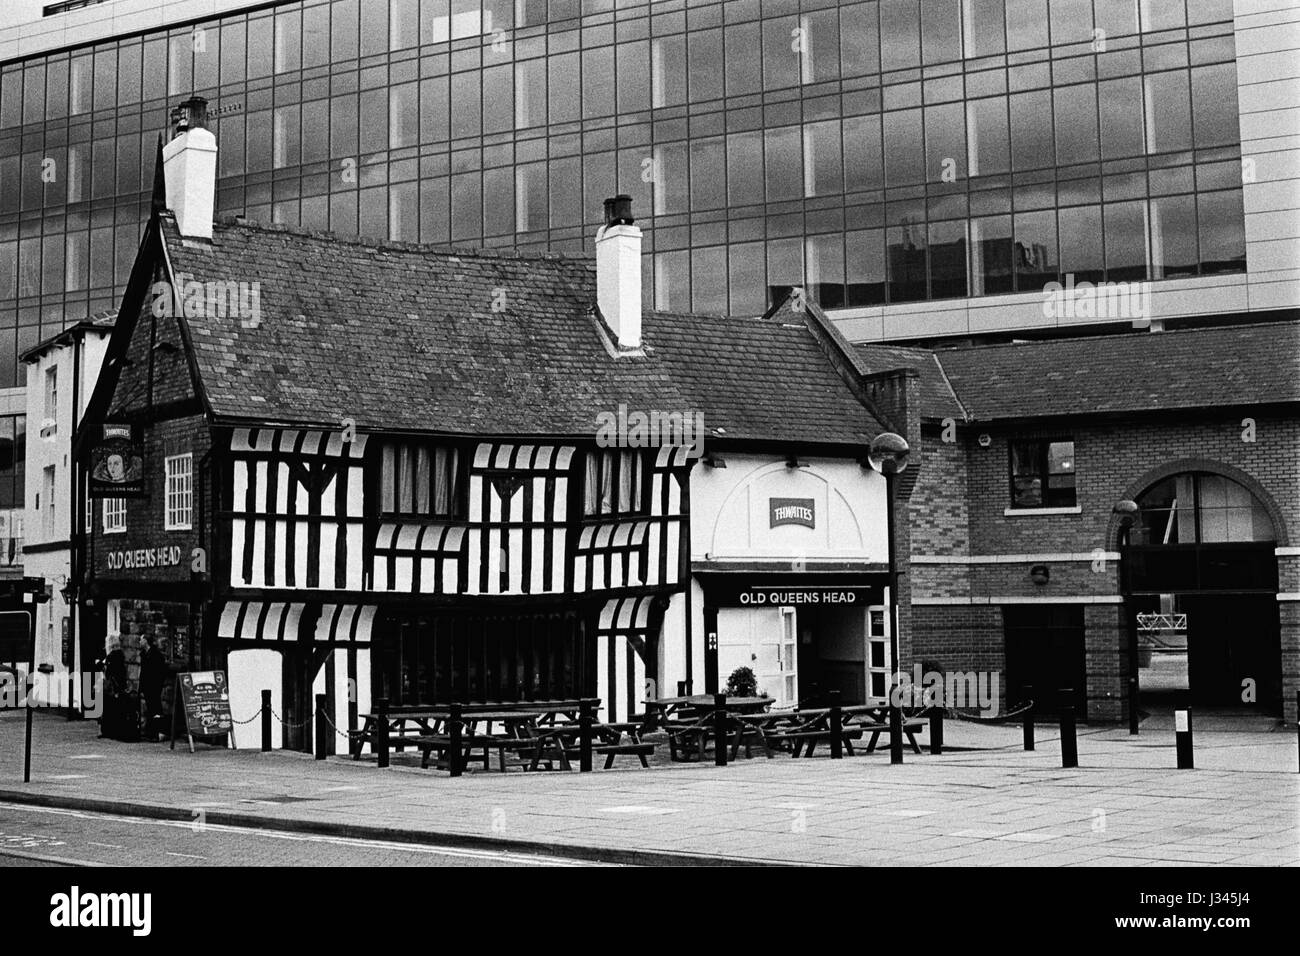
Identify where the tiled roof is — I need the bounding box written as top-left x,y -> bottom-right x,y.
857,343 -> 967,422
162,218 -> 881,445
933,322 -> 1300,421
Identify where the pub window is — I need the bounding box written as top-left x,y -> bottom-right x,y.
583,449 -> 645,517
1009,439 -> 1076,508
164,453 -> 192,530
379,443 -> 462,518
103,497 -> 125,534
43,366 -> 58,432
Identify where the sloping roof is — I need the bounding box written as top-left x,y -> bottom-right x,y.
21,309 -> 116,363
160,218 -> 882,445
857,343 -> 967,422
933,322 -> 1300,421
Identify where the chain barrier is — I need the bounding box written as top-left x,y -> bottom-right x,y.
230,706 -> 265,726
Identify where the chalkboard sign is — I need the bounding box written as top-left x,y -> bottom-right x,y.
170,670 -> 235,753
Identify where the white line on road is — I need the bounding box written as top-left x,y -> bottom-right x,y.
0,802 -> 603,866
87,842 -> 124,849
165,851 -> 207,860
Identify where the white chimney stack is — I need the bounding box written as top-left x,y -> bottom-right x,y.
163,97 -> 217,241
595,195 -> 642,350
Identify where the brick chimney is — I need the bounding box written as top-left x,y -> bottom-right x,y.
163,97 -> 217,241
595,195 -> 641,350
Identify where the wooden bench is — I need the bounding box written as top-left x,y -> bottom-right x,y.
563,741 -> 656,769
859,718 -> 925,755
765,726 -> 865,758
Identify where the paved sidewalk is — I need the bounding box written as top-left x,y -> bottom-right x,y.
1,711 -> 1295,866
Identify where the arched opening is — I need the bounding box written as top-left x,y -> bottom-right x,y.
1122,472 -> 1281,716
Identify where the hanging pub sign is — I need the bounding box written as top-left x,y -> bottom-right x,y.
769,497 -> 815,529
88,423 -> 146,498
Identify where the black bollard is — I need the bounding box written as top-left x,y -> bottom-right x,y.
930,706 -> 944,756
714,693 -> 728,767
447,702 -> 462,777
1175,707 -> 1194,770
1128,676 -> 1140,736
1022,684 -> 1035,751
376,696 -> 390,769
315,693 -> 328,760
889,700 -> 904,765
1059,689 -> 1078,768
829,690 -> 843,759
261,689 -> 272,752
579,698 -> 594,772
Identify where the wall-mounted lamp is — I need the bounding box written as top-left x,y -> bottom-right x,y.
702,453 -> 727,469
978,433 -> 992,448
1029,564 -> 1050,586
786,455 -> 803,469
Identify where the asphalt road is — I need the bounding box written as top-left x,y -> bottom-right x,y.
0,801 -> 597,867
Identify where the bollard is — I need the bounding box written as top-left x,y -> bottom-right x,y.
713,693 -> 728,767
889,700 -> 904,765
1175,707 -> 1193,770
315,694 -> 329,760
447,702 -> 462,777
376,696 -> 390,769
1059,689 -> 1078,769
578,698 -> 594,772
261,689 -> 272,752
930,706 -> 944,756
1128,676 -> 1140,736
1022,684 -> 1035,752
829,690 -> 843,759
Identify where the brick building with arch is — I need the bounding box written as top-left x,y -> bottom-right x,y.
859,320 -> 1300,726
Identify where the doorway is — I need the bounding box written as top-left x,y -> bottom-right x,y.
716,607 -> 798,708
1002,605 -> 1087,719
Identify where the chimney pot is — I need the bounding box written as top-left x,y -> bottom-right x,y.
163,96 -> 217,240
603,194 -> 634,228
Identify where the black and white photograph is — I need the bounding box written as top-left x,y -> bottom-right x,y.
0,0 -> 1294,934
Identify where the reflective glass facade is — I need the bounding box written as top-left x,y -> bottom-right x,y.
0,0 -> 1248,387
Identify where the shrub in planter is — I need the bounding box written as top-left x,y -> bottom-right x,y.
725,666 -> 760,698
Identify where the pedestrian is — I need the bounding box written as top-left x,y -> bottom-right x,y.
139,635 -> 167,741
98,636 -> 138,742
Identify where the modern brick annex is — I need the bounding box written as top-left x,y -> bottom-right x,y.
857,323 -> 1300,725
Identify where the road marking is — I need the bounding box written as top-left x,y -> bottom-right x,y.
45,774 -> 87,780
87,842 -> 124,849
68,754 -> 106,760
0,801 -> 601,866
883,809 -> 935,818
165,851 -> 207,860
599,805 -> 678,815
320,786 -> 360,792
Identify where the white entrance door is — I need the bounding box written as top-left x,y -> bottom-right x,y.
716,607 -> 799,708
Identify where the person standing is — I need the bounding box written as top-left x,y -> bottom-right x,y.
139,635 -> 167,741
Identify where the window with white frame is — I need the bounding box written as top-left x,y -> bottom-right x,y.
42,466 -> 55,538
43,367 -> 58,433
164,454 -> 193,530
866,606 -> 891,704
103,497 -> 126,533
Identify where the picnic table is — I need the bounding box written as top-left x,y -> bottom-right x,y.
645,694 -> 773,730
523,721 -> 653,771
349,699 -> 594,760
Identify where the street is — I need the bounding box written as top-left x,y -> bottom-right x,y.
0,801 -> 594,867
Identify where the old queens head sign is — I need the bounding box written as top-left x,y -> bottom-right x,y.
769,497 -> 815,529
89,423 -> 146,498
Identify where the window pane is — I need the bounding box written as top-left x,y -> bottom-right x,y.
653,142 -> 688,215
688,29 -> 723,101
844,113 -> 883,192
515,162 -> 547,232
1050,0 -> 1093,45
421,76 -> 449,144
1145,70 -> 1192,155
846,229 -> 886,305
1005,0 -> 1049,51
1010,91 -> 1053,170
583,47 -> 614,119
1013,209 -> 1058,291
617,41 -> 649,113
1197,189 -> 1245,273
515,59 -> 546,129
763,17 -> 801,90
806,233 -> 845,308
840,2 -> 880,76
921,0 -> 961,65
728,240 -> 766,315
970,215 -> 1013,295
1058,204 -> 1104,283
450,170 -> 481,240
888,223 -> 927,302
727,130 -> 763,207
654,250 -> 690,312
929,220 -> 967,298
1054,84 -> 1099,164
451,72 -> 480,137
691,246 -> 728,315
690,137 -> 726,211
884,109 -> 924,186
925,102 -> 966,182
880,0 -> 920,71
804,120 -> 842,198
725,23 -> 761,96
1191,63 -> 1238,148
803,9 -> 840,83
765,127 -> 802,202
1104,200 -> 1148,281
767,237 -> 803,307
549,53 -> 579,124
652,36 -> 686,107
967,97 -> 1009,176
1099,77 -> 1146,158
964,0 -> 1006,58
1149,193 -> 1198,278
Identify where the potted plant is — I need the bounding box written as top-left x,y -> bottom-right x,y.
725,666 -> 759,698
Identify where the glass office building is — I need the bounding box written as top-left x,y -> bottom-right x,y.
1,0 -> 1254,387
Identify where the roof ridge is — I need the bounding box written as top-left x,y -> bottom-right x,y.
204,214 -> 596,263
939,319 -> 1299,353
